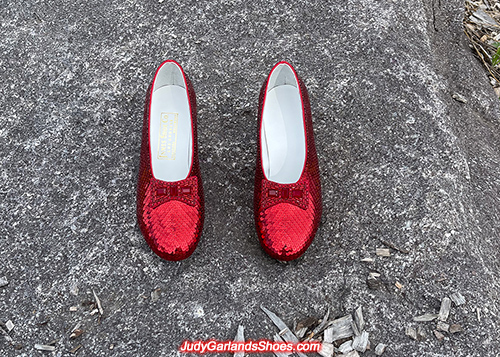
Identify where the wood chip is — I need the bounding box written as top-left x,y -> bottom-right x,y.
312,308 -> 330,336
234,325 -> 244,357
37,317 -> 50,326
260,305 -> 295,340
34,344 -> 56,351
450,292 -> 466,306
151,288 -> 161,303
452,93 -> 468,103
436,321 -> 449,332
0,326 -> 13,343
367,272 -> 384,290
351,320 -> 360,337
92,290 -> 104,316
438,297 -> 451,321
318,342 -> 334,357
354,307 -> 365,332
352,331 -> 369,352
374,343 -> 387,355
272,334 -> 291,357
260,305 -> 307,357
449,324 -> 463,334
5,320 -> 14,332
413,313 -> 439,322
0,277 -> 8,287
323,326 -> 333,343
375,248 -> 391,257
360,258 -> 374,263
417,326 -> 427,340
395,282 -> 403,289
434,330 -> 445,341
69,322 -> 81,335
279,328 -> 289,336
323,315 -> 354,341
233,324 -> 243,342
69,345 -> 82,354
465,23 -> 476,30
338,340 -> 353,353
70,329 -> 84,339
70,283 -> 79,296
405,326 -> 418,340
470,8 -> 498,26
378,238 -> 410,254
69,306 -> 78,312
296,317 -> 318,331
296,327 -> 307,338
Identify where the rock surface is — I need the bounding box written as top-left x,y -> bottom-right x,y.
0,0 -> 499,356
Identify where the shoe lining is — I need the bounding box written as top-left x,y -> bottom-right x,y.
150,62 -> 193,182
261,63 -> 306,184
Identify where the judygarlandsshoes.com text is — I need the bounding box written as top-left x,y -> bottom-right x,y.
179,339 -> 322,354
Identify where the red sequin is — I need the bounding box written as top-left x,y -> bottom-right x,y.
157,188 -> 167,195
136,60 -> 204,261
170,186 -> 179,197
268,189 -> 279,197
254,62 -> 322,261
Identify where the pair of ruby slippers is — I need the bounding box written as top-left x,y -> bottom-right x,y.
137,60 -> 322,262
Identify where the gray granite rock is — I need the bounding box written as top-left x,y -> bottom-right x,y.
0,0 -> 499,356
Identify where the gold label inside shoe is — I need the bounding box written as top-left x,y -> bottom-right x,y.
157,112 -> 178,160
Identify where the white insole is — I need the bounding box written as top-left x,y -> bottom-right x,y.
261,82 -> 306,184
150,85 -> 192,181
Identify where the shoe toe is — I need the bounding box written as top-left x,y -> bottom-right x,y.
141,200 -> 202,261
258,202 -> 316,261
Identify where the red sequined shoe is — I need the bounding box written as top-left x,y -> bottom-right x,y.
254,62 -> 322,261
137,60 -> 204,261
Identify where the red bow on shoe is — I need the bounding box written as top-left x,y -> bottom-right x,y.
260,180 -> 308,211
150,176 -> 199,208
